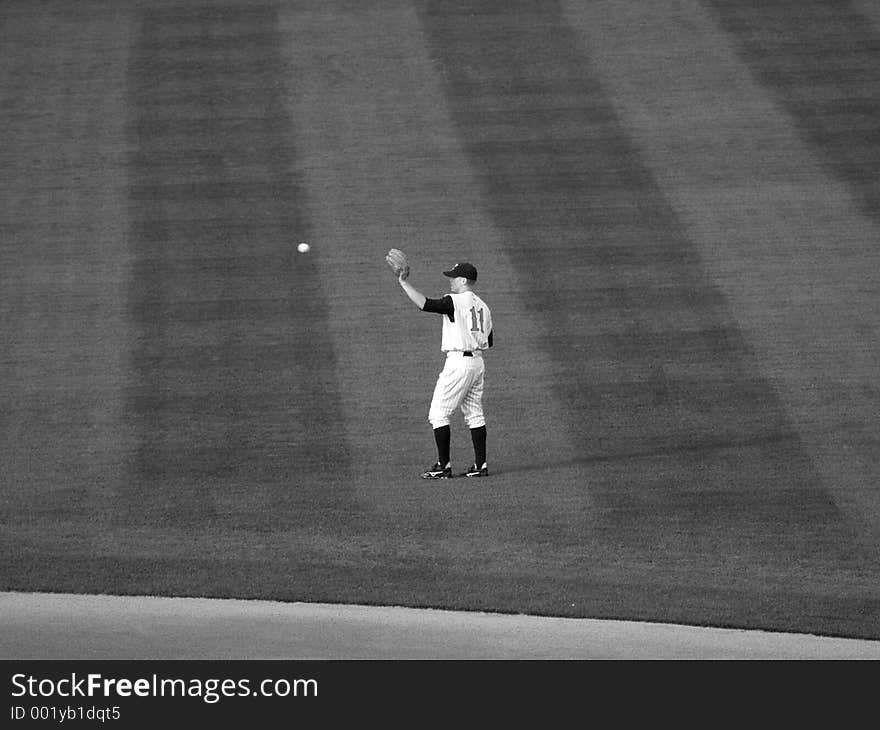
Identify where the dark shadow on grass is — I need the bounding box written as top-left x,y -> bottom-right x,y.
497,429 -> 806,477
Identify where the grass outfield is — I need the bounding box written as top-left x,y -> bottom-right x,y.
1,0 -> 879,641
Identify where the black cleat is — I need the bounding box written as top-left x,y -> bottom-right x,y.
421,462 -> 452,479
462,463 -> 489,477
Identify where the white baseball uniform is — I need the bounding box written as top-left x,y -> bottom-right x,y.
424,291 -> 493,428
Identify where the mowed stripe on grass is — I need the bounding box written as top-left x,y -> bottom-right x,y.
118,4 -> 360,540
564,0 -> 880,553
276,1 -> 588,516
705,0 -> 880,224
1,1 -> 877,638
419,0 -> 878,635
0,8 -> 134,541
123,2 -> 358,530
1,2 -> 367,599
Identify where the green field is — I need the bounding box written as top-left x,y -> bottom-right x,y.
2,0 -> 879,640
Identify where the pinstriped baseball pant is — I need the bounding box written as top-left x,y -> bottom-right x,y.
428,352 -> 485,429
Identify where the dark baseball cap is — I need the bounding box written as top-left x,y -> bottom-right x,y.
443,262 -> 478,281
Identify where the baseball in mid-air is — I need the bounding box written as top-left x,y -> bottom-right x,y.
297,242 -> 310,253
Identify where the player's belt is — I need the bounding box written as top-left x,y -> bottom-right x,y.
463,351 -> 473,357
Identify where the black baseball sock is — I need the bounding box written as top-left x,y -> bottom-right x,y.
433,425 -> 451,467
470,426 -> 487,467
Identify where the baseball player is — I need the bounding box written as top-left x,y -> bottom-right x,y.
386,249 -> 493,479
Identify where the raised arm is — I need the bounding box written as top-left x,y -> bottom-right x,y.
398,275 -> 426,310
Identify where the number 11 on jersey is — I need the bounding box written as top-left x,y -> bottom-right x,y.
469,306 -> 485,333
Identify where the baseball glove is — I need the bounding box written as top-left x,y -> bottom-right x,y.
385,248 -> 410,280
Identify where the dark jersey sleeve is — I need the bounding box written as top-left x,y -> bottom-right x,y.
422,295 -> 455,321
